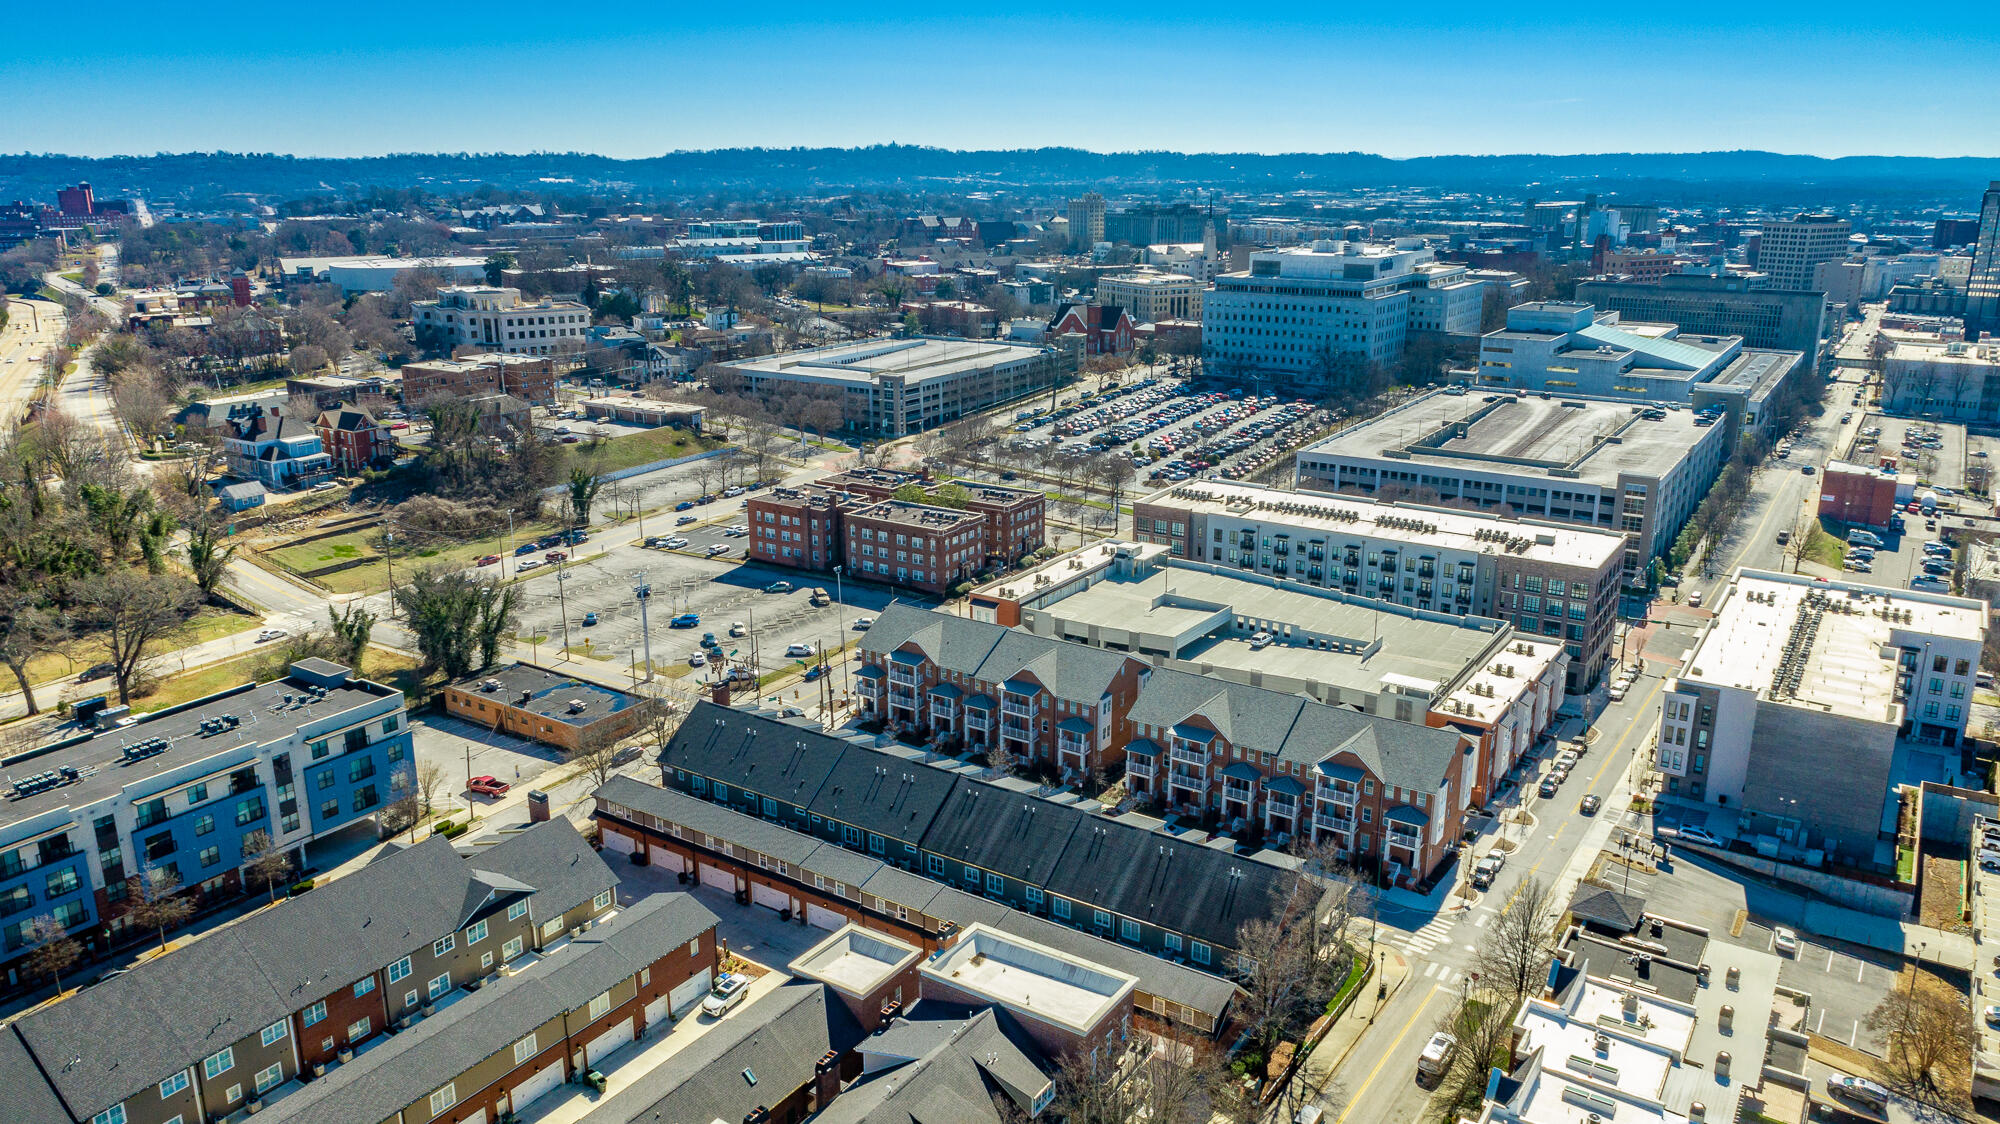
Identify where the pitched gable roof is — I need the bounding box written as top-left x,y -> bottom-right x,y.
859,605 -> 1134,707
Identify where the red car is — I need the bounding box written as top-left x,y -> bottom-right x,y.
545,550 -> 568,563
477,554 -> 501,566
468,776 -> 511,796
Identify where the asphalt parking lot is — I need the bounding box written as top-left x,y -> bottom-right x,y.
507,542 -> 929,685
410,713 -> 567,817
1618,849 -> 1897,1054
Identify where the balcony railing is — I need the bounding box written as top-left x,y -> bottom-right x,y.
1000,720 -> 1033,741
1313,812 -> 1354,834
1319,786 -> 1358,809
964,711 -> 990,730
1387,831 -> 1421,854
1169,743 -> 1207,767
1058,735 -> 1090,757
931,703 -> 956,721
1266,793 -> 1297,814
856,679 -> 882,698
1168,767 -> 1206,789
889,686 -> 918,705
1222,781 -> 1254,804
1126,759 -> 1156,780
1001,698 -> 1035,720
888,666 -> 920,685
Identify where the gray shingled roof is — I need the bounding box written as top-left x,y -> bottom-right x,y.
579,983 -> 865,1124
806,735 -> 959,847
470,816 -> 619,925
0,1030 -> 76,1124
11,824 -> 606,1123
272,894 -> 719,1124
1043,818 -> 1295,951
661,702 -> 844,808
858,604 -> 1133,706
920,781 -> 1078,885
815,1009 -> 1050,1124
1131,667 -> 1468,793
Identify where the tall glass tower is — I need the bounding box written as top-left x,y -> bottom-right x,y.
1968,181 -> 2000,340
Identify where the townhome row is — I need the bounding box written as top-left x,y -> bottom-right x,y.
593,773 -> 1242,1041
1,660 -> 415,982
858,595 -> 1557,873
747,470 -> 1047,596
1128,479 -> 1624,690
1,819 -> 620,1124
643,701 -> 1313,961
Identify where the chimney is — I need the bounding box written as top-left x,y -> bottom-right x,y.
813,1050 -> 842,1109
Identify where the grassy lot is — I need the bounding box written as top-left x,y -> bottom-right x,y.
259,519 -> 564,595
1804,518 -> 1847,569
132,647 -> 423,713
561,426 -> 724,476
18,608 -> 261,686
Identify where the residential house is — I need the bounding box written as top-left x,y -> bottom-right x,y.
312,406 -> 390,474
222,406 -> 333,490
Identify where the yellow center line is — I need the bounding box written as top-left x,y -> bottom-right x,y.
1333,984 -> 1444,1124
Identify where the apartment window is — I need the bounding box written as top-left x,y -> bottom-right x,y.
427,972 -> 450,1000
92,1109 -> 127,1124
1164,932 -> 1182,953
260,1020 -> 287,1047
383,716 -> 400,735
204,1047 -> 235,1079
199,846 -> 220,868
1120,918 -> 1141,943
1054,898 -> 1071,921
194,814 -> 214,837
1191,942 -> 1212,965
309,739 -> 329,759
508,900 -> 528,922
303,1000 -> 327,1027
926,854 -> 944,876
160,1072 -> 190,1098
433,934 -> 454,957
354,976 -> 376,998
594,889 -> 614,910
1025,885 -> 1043,906
465,919 -> 488,944
503,936 -> 524,961
387,957 -> 411,983
588,990 -> 612,1021
224,1085 -> 241,1105
347,1017 -> 371,1041
429,1083 -> 457,1117
1092,909 -> 1113,929
45,868 -> 80,898
254,1063 -> 283,1095
513,1033 -> 539,1065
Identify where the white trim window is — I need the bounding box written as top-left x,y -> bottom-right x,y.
387,957 -> 411,983
588,990 -> 612,1020
346,1016 -> 371,1041
466,919 -> 488,944
354,976 -> 377,998
92,1109 -> 127,1124
427,972 -> 451,1000
513,1033 -> 538,1065
260,1020 -> 287,1047
429,1082 -> 457,1117
204,1047 -> 235,1080
159,1071 -> 190,1098
503,936 -> 524,961
593,889 -> 614,910
254,1063 -> 283,1095
508,899 -> 529,921
432,934 -> 455,957
302,1000 -> 327,1027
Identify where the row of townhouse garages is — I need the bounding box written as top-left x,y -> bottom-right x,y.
853,604 -> 1479,887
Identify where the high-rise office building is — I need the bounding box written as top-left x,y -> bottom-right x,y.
1755,212 -> 1850,291
1066,192 -> 1106,249
1968,182 -> 2000,341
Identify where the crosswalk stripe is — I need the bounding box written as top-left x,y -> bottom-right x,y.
1423,962 -> 1440,979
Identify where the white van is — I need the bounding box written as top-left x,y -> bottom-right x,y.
1417,1032 -> 1457,1084
1846,529 -> 1882,548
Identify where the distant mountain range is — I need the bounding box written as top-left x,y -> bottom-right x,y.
2,148 -> 1996,208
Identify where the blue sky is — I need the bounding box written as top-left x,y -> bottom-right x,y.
7,1 -> 1997,158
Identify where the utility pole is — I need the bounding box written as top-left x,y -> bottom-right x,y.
465,743 -> 476,824
383,531 -> 397,619
634,575 -> 655,683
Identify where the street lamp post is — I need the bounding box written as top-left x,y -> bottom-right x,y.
634,575 -> 655,683
556,569 -> 572,661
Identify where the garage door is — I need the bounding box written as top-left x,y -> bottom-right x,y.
601,830 -> 635,856
510,1062 -> 565,1112
698,863 -> 734,892
460,1110 -> 486,1124
668,967 -> 712,1018
805,903 -> 845,930
750,882 -> 789,912
654,849 -> 685,873
586,1018 -> 634,1066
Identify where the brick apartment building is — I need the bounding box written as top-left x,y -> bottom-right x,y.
747,472 -> 1047,594
443,662 -> 653,751
312,405 -> 391,474
400,353 -> 557,407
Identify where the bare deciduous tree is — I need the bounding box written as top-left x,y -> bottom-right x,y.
73,570 -> 199,704
23,914 -> 82,994
240,829 -> 293,902
416,760 -> 448,818
1473,875 -> 1561,1010
128,865 -> 196,950
1867,974 -> 1976,1101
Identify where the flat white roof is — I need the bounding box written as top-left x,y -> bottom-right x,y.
920,924 -> 1136,1036
729,336 -> 1049,385
789,924 -> 922,997
1146,480 -> 1625,569
1680,569 -> 1986,722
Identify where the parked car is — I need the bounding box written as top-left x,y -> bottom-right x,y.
852,616 -> 874,631
1471,848 -> 1506,889
700,633 -> 719,649
1773,927 -> 1800,956
582,612 -> 598,626
1416,1032 -> 1457,1085
256,629 -> 288,643
670,613 -> 701,628
515,543 -> 538,556
729,621 -> 748,637
468,776 -> 511,796
765,581 -> 793,594
78,662 -> 115,682
516,559 -> 542,571
688,652 -> 706,667
702,973 -> 751,1017
1824,1074 -> 1889,1110
544,550 -> 568,563
1673,825 -> 1723,847
1580,794 -> 1602,815
1539,778 -> 1559,798
785,642 -> 815,658
663,536 -> 689,548
705,544 -> 731,556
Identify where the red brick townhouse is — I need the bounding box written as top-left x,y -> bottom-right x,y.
1124,667 -> 1475,888
855,603 -> 1147,781
842,501 -> 987,596
312,405 -> 392,474
1,820 -> 623,1124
